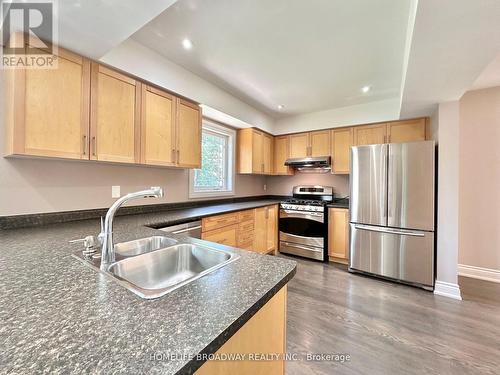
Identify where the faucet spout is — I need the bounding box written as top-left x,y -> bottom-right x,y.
100,187 -> 163,268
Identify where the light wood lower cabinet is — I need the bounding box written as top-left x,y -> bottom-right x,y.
201,206 -> 277,254
197,286 -> 287,375
202,224 -> 238,247
328,208 -> 350,264
254,205 -> 278,254
4,46 -> 91,159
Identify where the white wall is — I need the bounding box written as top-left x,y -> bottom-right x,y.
273,98 -> 400,135
434,101 -> 462,300
459,87 -> 500,275
100,39 -> 275,134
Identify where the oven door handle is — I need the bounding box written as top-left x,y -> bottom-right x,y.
279,209 -> 324,222
281,242 -> 323,253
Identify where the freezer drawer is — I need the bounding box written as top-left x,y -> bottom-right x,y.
388,141 -> 435,231
350,144 -> 388,226
349,224 -> 434,287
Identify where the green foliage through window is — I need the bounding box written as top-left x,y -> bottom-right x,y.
194,129 -> 229,191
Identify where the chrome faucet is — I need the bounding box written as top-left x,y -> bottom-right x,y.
98,187 -> 164,268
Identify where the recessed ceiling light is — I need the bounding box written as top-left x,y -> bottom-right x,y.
278,105 -> 285,110
361,85 -> 371,93
182,38 -> 193,50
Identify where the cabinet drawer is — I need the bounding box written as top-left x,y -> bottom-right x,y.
202,212 -> 238,232
238,219 -> 254,232
238,230 -> 254,246
238,209 -> 255,222
202,224 -> 238,247
238,241 -> 254,251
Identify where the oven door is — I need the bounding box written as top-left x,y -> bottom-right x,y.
279,209 -> 325,260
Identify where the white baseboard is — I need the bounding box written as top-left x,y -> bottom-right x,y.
458,264 -> 500,283
434,280 -> 462,300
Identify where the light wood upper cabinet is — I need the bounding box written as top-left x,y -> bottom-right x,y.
90,63 -> 140,164
289,130 -> 330,158
387,118 -> 426,143
262,133 -> 273,174
176,99 -> 202,168
309,130 -> 330,157
4,48 -> 90,159
353,123 -> 387,146
273,135 -> 293,175
328,208 -> 350,264
289,133 -> 309,158
140,85 -> 176,166
237,128 -> 274,175
331,128 -> 353,174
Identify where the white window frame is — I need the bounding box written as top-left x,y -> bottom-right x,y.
189,120 -> 236,198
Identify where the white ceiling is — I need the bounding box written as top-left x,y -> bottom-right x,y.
400,0 -> 500,118
1,0 -> 178,58
471,52 -> 500,91
131,0 -> 413,118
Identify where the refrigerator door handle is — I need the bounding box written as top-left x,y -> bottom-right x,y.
353,224 -> 426,237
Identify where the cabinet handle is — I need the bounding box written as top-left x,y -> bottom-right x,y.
388,135 -> 391,143
177,150 -> 180,163
172,149 -> 176,163
82,135 -> 87,155
265,207 -> 269,219
92,136 -> 97,156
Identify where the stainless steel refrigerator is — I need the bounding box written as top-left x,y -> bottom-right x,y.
349,141 -> 435,290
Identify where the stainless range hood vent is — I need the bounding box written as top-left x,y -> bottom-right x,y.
284,156 -> 331,171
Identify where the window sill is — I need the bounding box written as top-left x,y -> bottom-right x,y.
189,190 -> 236,199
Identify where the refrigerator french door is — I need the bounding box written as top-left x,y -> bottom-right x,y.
349,141 -> 435,289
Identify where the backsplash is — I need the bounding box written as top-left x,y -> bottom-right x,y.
266,173 -> 349,198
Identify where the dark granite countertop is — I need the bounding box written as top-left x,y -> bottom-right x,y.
0,202 -> 296,374
326,198 -> 350,209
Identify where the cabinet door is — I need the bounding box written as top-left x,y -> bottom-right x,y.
289,133 -> 309,158
252,130 -> 264,174
353,124 -> 387,146
10,48 -> 90,159
202,224 -> 238,247
332,128 -> 353,174
328,208 -> 350,263
253,207 -> 268,253
90,64 -> 140,163
176,99 -> 201,168
387,119 -> 426,143
310,130 -> 330,157
262,133 -> 273,174
141,86 -> 176,166
266,206 -> 278,254
273,136 -> 293,175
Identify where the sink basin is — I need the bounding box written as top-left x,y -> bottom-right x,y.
107,243 -> 238,299
114,236 -> 177,256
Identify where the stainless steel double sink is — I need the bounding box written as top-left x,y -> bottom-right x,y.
74,236 -> 239,299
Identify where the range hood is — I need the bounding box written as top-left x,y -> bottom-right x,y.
284,156 -> 331,172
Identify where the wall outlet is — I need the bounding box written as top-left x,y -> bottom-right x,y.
263,184 -> 267,191
111,186 -> 121,198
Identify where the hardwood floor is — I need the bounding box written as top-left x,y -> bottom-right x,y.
284,256 -> 500,375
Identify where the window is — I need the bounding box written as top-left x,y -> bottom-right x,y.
189,121 -> 236,198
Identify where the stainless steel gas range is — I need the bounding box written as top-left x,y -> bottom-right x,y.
279,185 -> 333,261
